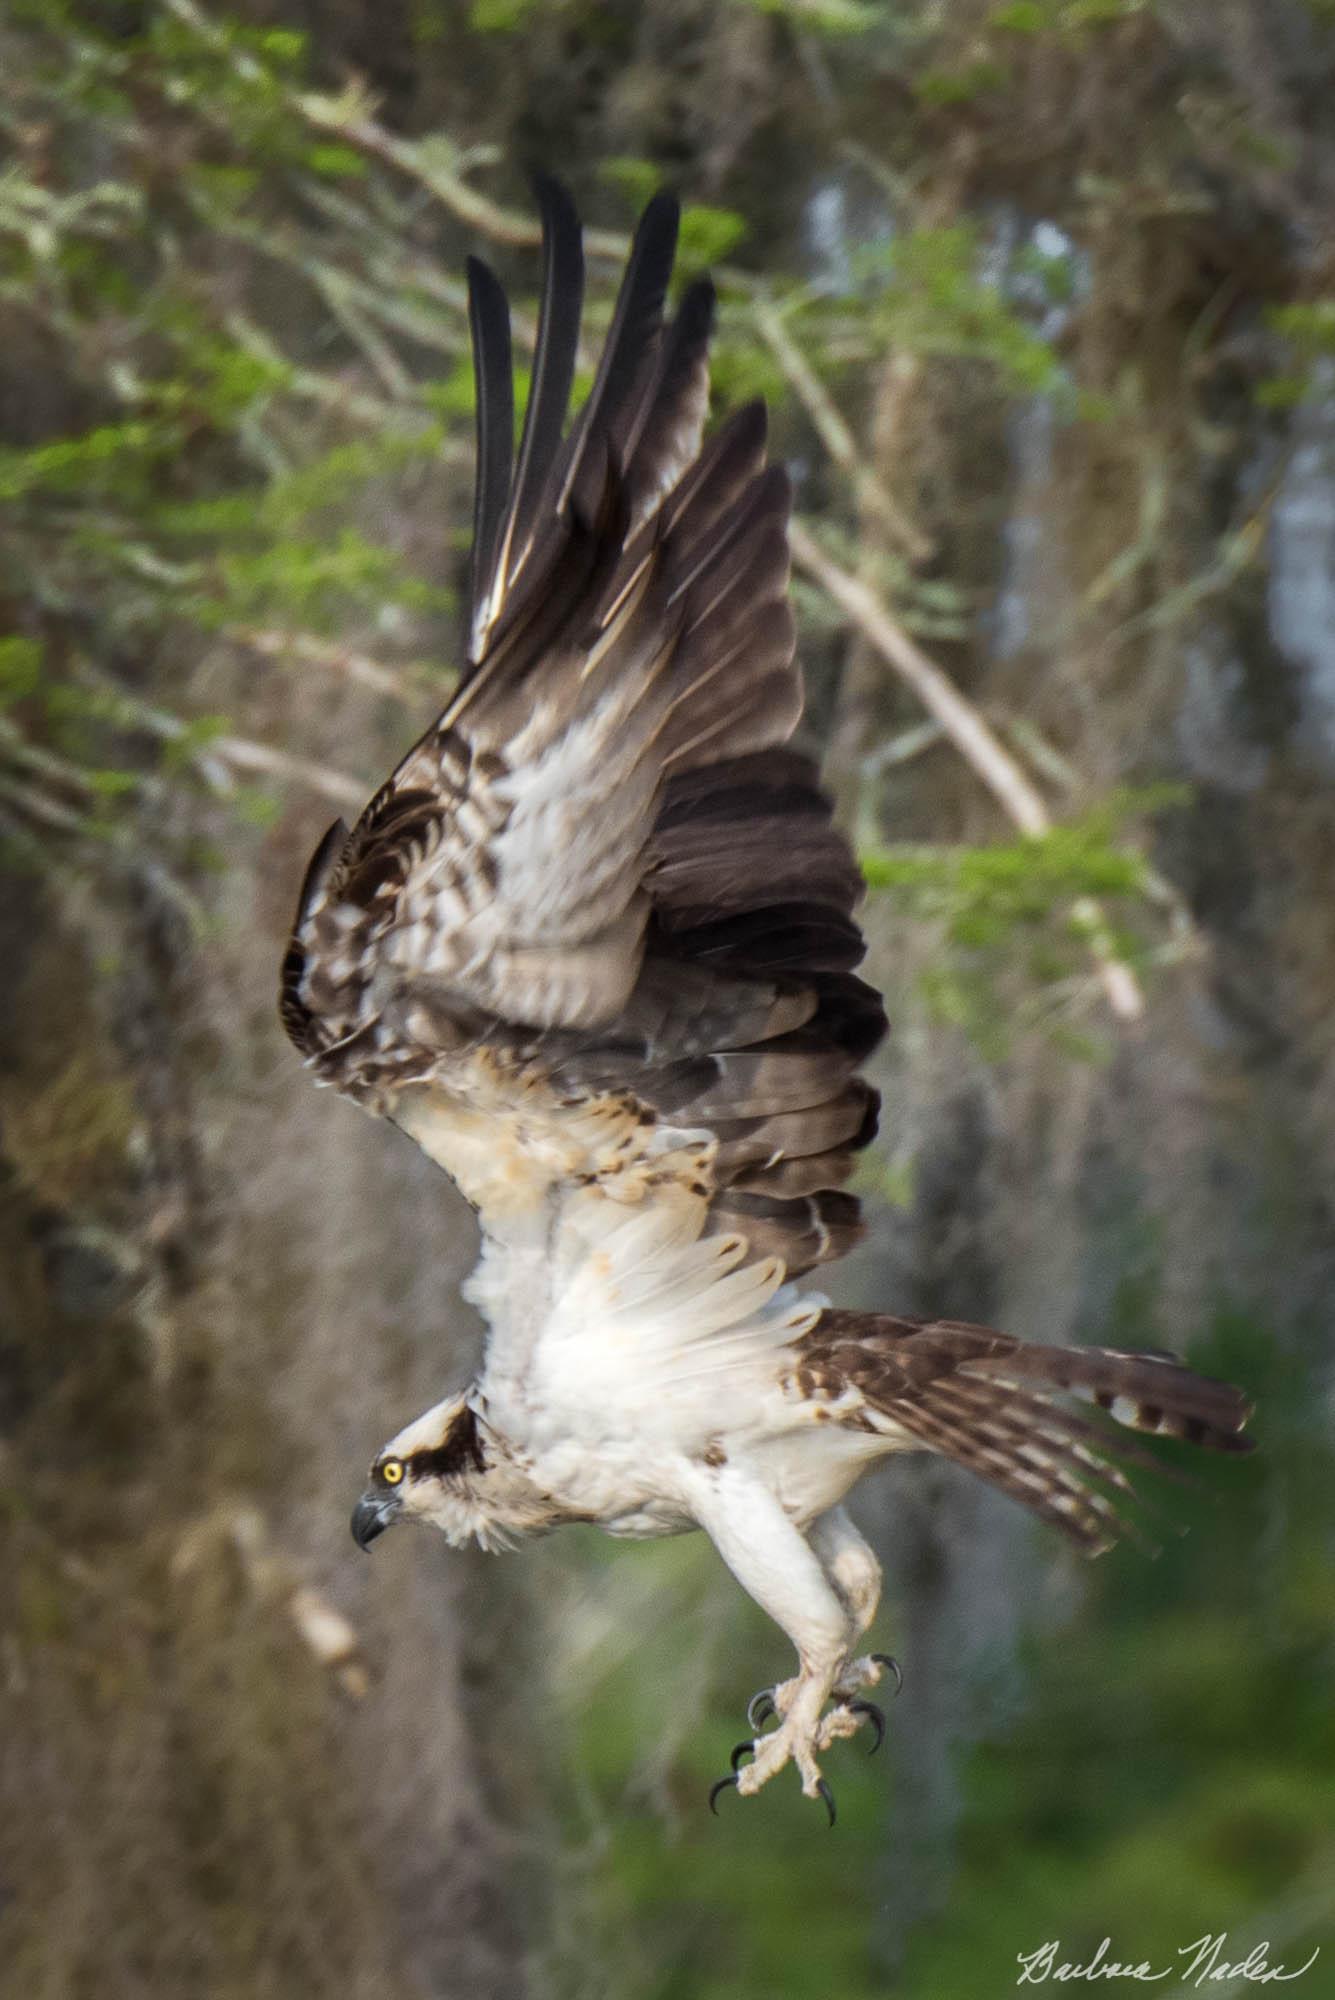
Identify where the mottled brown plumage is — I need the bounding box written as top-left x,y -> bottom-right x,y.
281,178 -> 885,1274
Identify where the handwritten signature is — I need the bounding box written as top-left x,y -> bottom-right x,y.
1016,1934 -> 1321,1987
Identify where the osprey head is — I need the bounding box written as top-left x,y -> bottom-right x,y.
350,1393 -> 489,1551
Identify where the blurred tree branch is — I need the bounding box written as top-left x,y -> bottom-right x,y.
790,520 -> 1146,1021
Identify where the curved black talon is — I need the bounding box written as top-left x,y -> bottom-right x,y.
730,1739 -> 755,1772
709,1772 -> 740,1815
815,1777 -> 837,1828
870,1652 -> 904,1698
848,1698 -> 885,1754
747,1688 -> 777,1732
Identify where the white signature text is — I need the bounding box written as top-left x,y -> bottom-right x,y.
1016,1934 -> 1321,1987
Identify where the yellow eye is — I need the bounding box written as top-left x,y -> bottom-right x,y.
380,1458 -> 405,1486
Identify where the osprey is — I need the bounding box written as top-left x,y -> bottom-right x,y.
281,177 -> 1253,1820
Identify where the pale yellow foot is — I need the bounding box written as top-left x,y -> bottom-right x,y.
714,1652 -> 901,1823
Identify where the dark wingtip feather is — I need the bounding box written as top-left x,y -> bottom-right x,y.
466,254 -> 514,642
626,276 -> 716,481
526,166 -> 582,237
503,172 -> 585,583
628,187 -> 682,266
612,189 -> 682,326
558,186 -> 684,520
679,274 -> 716,326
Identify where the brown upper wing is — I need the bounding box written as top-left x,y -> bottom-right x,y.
281,178 -> 886,1275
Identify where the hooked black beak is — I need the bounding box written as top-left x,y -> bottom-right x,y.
351,1489 -> 399,1551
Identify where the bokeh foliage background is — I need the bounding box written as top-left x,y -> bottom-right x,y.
1,2 -> 1333,1996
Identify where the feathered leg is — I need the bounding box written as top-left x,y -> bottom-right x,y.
807,1506 -> 899,1753
748,1504 -> 883,1730
810,1504 -> 881,1636
691,1471 -> 873,1814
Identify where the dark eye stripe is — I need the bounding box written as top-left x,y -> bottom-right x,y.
406,1406 -> 486,1479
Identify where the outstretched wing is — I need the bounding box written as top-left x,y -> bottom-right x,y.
789,1313 -> 1254,1552
280,177 -> 885,1277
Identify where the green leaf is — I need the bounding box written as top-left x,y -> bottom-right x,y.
468,0 -> 543,30
1267,300 -> 1335,351
1059,0 -> 1145,23
258,28 -> 307,65
1255,376 -> 1307,411
85,767 -> 139,798
731,0 -> 881,34
0,420 -> 170,503
161,714 -> 232,771
0,638 -> 43,707
303,144 -> 367,179
599,158 -> 664,211
916,59 -> 1011,106
233,784 -> 283,828
990,0 -> 1049,28
676,204 -> 747,272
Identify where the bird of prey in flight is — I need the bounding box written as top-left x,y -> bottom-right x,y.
280,176 -> 1253,1821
